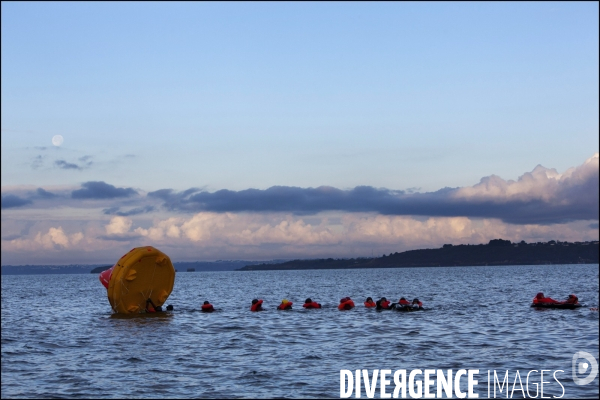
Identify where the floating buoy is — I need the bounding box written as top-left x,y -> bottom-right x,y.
99,246 -> 175,314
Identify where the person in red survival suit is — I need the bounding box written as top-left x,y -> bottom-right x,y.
364,297 -> 376,307
338,297 -> 355,310
398,297 -> 411,306
277,299 -> 293,310
532,293 -> 561,305
201,301 -> 214,312
411,298 -> 423,309
376,297 -> 393,310
563,294 -> 579,305
303,298 -> 322,309
145,298 -> 162,313
380,297 -> 391,308
251,299 -> 264,311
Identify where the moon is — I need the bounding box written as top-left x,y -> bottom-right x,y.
52,135 -> 64,147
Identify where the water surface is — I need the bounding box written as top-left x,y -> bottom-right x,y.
2,264 -> 598,398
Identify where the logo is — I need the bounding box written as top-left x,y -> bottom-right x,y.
572,351 -> 598,385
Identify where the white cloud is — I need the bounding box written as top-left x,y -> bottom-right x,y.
27,226 -> 85,249
105,216 -> 132,235
135,217 -> 183,241
454,152 -> 599,202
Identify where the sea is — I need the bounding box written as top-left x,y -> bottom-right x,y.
1,264 -> 598,398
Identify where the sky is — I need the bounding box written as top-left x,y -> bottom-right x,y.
1,2 -> 598,265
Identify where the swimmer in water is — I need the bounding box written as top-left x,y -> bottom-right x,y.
563,294 -> 579,305
338,297 -> 355,310
277,299 -> 293,310
376,297 -> 392,310
251,299 -> 264,311
532,293 -> 561,305
303,298 -> 322,309
364,297 -> 376,307
146,298 -> 162,313
201,301 -> 214,312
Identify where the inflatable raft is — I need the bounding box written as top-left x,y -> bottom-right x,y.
530,303 -> 582,309
99,246 -> 175,314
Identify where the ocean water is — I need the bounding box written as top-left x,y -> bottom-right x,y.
1,264 -> 598,399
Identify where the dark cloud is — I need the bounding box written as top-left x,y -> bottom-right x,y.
36,188 -> 56,198
147,157 -> 599,225
102,205 -> 155,216
54,156 -> 92,170
2,234 -> 23,241
72,181 -> 138,199
78,155 -> 93,167
55,160 -> 82,170
1,195 -> 33,209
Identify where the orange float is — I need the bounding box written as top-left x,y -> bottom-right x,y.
98,246 -> 175,314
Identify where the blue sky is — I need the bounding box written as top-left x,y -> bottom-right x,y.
1,2 -> 598,265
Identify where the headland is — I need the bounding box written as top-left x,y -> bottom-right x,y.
235,239 -> 599,271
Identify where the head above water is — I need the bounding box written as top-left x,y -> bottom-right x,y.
203,301 -> 210,305
166,305 -> 174,311
252,299 -> 259,305
281,299 -> 289,304
413,298 -> 419,304
400,297 -> 406,301
305,298 -> 312,304
536,293 -> 545,299
366,297 -> 373,302
381,297 -> 387,302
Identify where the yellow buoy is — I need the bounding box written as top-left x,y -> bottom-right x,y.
104,246 -> 175,314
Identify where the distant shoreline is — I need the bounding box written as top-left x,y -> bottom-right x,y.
235,239 -> 599,271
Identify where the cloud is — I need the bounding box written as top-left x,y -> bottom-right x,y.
135,217 -> 185,241
1,194 -> 33,209
96,234 -> 143,242
2,234 -> 23,241
78,156 -> 93,167
105,217 -> 133,235
71,181 -> 138,199
90,212 -> 599,260
54,156 -> 93,171
32,227 -> 84,249
36,188 -> 57,198
2,209 -> 597,264
147,154 -> 598,225
103,205 -> 155,216
55,160 -> 82,170
31,155 -> 44,169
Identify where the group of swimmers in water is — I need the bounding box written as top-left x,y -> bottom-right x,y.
144,292 -> 588,313
196,296 -> 425,313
